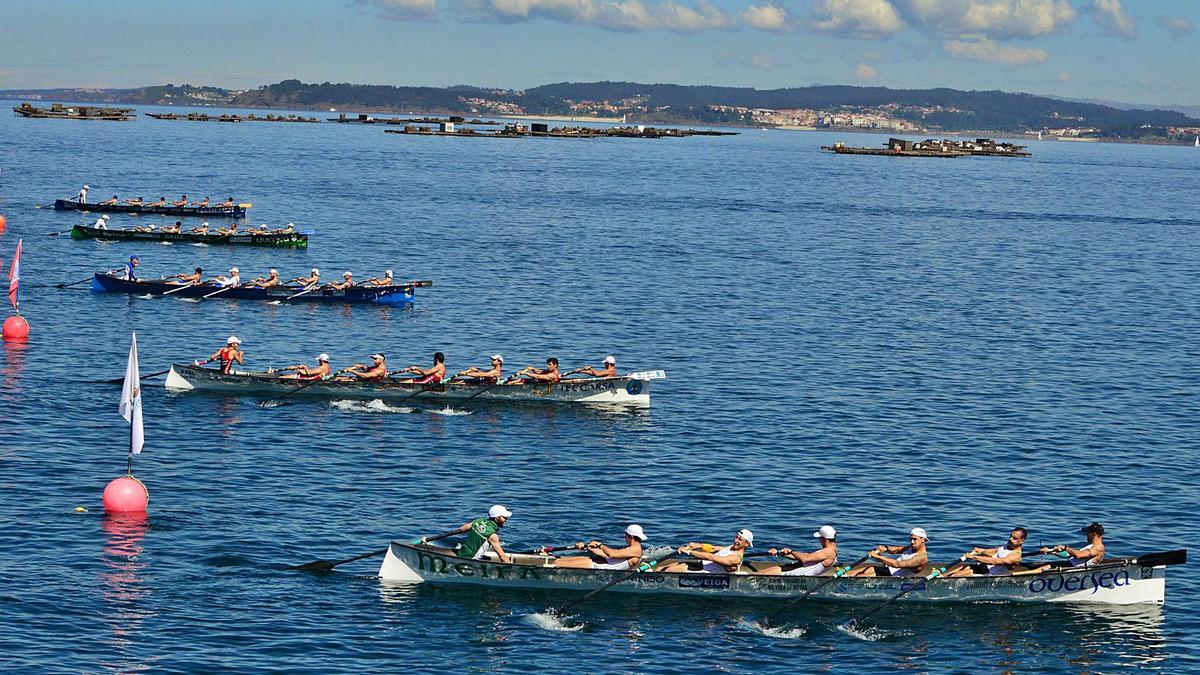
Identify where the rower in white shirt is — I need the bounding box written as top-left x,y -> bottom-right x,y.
76,184 -> 90,203
753,525 -> 838,576
93,214 -> 110,230
212,267 -> 242,288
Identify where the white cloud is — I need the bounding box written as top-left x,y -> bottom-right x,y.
900,0 -> 1076,39
944,37 -> 1047,64
741,4 -> 791,31
810,0 -> 904,38
460,0 -> 732,31
855,62 -> 878,78
749,53 -> 780,69
362,0 -> 438,20
1158,15 -> 1194,37
1091,0 -> 1135,38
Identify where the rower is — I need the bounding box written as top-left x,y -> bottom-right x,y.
192,196 -> 210,207
93,214 -> 110,230
166,267 -> 203,285
147,197 -> 166,207
553,524 -> 647,570
1040,522 -> 1105,568
132,224 -> 157,233
342,353 -> 388,382
456,354 -> 503,384
659,529 -> 753,573
124,196 -> 144,206
946,527 -> 1026,577
248,269 -> 281,288
215,197 -> 234,208
443,505 -> 513,564
847,527 -> 930,577
76,184 -> 89,203
244,223 -> 269,235
206,336 -> 243,374
511,358 -> 560,384
399,352 -> 445,384
568,355 -> 617,379
123,255 -> 140,281
191,221 -> 211,234
281,353 -> 331,381
211,267 -> 241,288
364,270 -> 394,287
161,221 -> 182,234
753,525 -> 838,576
273,222 -> 296,234
172,194 -> 188,207
99,195 -> 119,206
326,271 -> 355,291
290,268 -> 320,288
215,222 -> 239,236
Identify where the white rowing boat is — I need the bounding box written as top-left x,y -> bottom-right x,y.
378,542 -> 1185,606
164,364 -> 664,405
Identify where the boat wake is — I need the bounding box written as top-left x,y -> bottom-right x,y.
258,400 -> 289,408
739,618 -> 806,640
431,406 -> 472,416
191,242 -> 209,247
137,294 -> 154,299
523,610 -> 585,632
835,621 -> 910,642
330,399 -> 415,414
178,297 -> 201,303
159,241 -> 173,245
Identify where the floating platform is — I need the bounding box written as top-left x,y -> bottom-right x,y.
146,112 -> 320,123
824,137 -> 1031,158
13,102 -> 134,121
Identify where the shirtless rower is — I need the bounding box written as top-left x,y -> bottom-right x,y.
568,355 -> 617,378
456,354 -> 503,383
326,271 -> 354,291
248,269 -> 281,288
847,527 -> 930,577
215,222 -> 239,236
442,505 -> 512,564
191,196 -> 210,207
166,267 -> 203,285
99,195 -> 119,206
364,270 -> 394,287
161,221 -> 182,234
554,525 -> 648,570
399,352 -> 446,384
202,336 -> 243,374
754,525 -> 838,576
290,268 -> 320,288
280,353 -> 331,381
191,221 -> 211,234
215,197 -> 235,208
172,194 -> 188,207
132,224 -> 157,233
1040,522 -> 1105,568
511,358 -> 560,384
659,529 -> 753,573
946,527 -> 1026,577
210,267 -> 241,288
147,197 -> 166,208
124,196 -> 144,206
342,353 -> 388,382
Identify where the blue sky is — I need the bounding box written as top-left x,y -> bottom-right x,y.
1,0 -> 1196,105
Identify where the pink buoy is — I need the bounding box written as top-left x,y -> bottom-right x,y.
103,476 -> 149,513
2,315 -> 29,340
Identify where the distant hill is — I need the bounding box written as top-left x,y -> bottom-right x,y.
4,79 -> 1199,140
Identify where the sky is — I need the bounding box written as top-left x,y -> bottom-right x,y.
0,0 -> 1196,106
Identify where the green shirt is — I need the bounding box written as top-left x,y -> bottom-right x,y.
457,517 -> 499,558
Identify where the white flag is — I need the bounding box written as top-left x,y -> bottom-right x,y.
119,332 -> 145,455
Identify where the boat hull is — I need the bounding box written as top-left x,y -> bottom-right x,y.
164,365 -> 654,405
55,198 -> 246,219
379,543 -> 1172,606
70,225 -> 307,248
91,273 -> 417,305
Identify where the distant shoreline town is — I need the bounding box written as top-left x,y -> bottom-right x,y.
5,80 -> 1200,144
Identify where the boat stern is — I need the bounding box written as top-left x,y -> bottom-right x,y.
379,541 -> 425,582
163,365 -> 195,391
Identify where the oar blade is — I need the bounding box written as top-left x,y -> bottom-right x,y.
290,559 -> 337,571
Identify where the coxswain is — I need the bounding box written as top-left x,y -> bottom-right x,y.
248,269 -> 281,288
342,353 -> 388,382
99,195 -> 119,206
512,358 -> 560,384
191,196 -> 210,207
364,270 -> 394,287
441,505 -> 512,564
161,221 -> 182,234
211,267 -> 241,288
553,524 -> 647,570
216,222 -> 239,236
172,194 -> 188,207
399,352 -> 446,384
568,355 -> 617,378
280,353 -> 331,381
326,271 -> 354,291
456,354 -> 503,384
215,197 -> 235,208
191,221 -> 211,234
124,196 -> 144,206
123,255 -> 140,281
754,525 -> 838,576
204,336 -> 243,374
848,527 -> 930,577
659,529 -> 753,573
76,184 -> 90,203
946,527 -> 1027,577
166,267 -> 203,285
147,197 -> 166,207
93,214 -> 110,230
1040,522 -> 1105,568
290,268 -> 320,288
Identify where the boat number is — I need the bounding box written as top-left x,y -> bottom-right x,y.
1140,567 -> 1153,580
1027,570 -> 1130,595
626,380 -> 643,395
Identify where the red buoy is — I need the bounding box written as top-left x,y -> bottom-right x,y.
102,476 -> 149,513
0,213 -> 7,233
2,315 -> 28,340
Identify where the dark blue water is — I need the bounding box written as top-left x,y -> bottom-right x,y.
1,103 -> 1197,672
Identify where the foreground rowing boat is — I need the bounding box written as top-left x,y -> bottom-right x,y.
378,542 -> 1184,606
71,224 -> 308,248
91,273 -> 427,304
54,199 -> 249,219
164,364 -> 663,405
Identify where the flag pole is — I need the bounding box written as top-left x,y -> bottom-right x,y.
127,417 -> 134,476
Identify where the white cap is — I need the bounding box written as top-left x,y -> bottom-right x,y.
317,353 -> 330,362
269,269 -> 277,275
227,336 -> 241,345
737,529 -> 754,546
83,184 -> 90,189
813,525 -> 837,540
344,271 -> 352,277
603,355 -> 616,364
490,354 -> 504,363
311,268 -> 319,275
230,267 -> 239,273
910,527 -> 930,541
625,524 -> 647,541
488,504 -> 512,519
385,270 -> 393,277
202,221 -> 209,227
370,353 -> 385,360
286,222 -> 294,227
101,214 -> 110,219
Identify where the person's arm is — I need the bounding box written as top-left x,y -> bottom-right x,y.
208,350 -> 222,362
876,551 -> 927,569
970,550 -> 1021,566
1063,544 -> 1103,562
773,548 -> 835,566
233,350 -> 244,366
594,542 -> 640,559
488,534 -> 511,564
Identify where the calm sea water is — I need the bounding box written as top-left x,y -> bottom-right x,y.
0,102 -> 1197,673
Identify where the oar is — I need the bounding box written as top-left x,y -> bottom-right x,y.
279,284 -> 318,302
55,276 -> 95,289
840,559 -> 960,629
761,553 -> 872,625
460,379 -> 504,402
547,556 -> 664,616
162,281 -> 198,296
201,285 -> 236,299
395,377 -> 445,404
291,530 -> 460,572
262,369 -> 349,405
100,368 -> 173,385
47,229 -> 74,236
